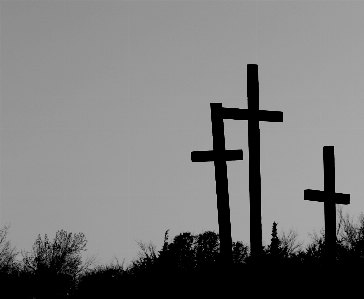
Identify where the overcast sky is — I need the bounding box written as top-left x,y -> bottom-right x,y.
1,1 -> 364,269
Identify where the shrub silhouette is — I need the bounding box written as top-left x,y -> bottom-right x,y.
142,229 -> 251,295
76,261 -> 129,298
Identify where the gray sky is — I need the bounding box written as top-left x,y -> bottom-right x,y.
1,1 -> 364,269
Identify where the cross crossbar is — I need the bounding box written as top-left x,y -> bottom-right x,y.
221,107 -> 283,122
191,149 -> 243,163
304,146 -> 350,203
304,189 -> 350,204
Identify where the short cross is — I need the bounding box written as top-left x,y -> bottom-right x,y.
191,102 -> 244,271
304,146 -> 350,268
220,64 -> 283,264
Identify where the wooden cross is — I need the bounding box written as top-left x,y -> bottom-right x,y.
191,102 -> 244,271
220,64 -> 283,264
304,146 -> 350,268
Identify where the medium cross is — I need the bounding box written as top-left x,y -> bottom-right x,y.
304,146 -> 350,268
220,64 -> 283,264
191,102 -> 244,271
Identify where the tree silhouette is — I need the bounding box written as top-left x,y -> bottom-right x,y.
20,229 -> 97,297
298,206 -> 364,270
0,223 -> 19,274
194,230 -> 220,270
262,222 -> 304,274
126,238 -> 160,282
268,221 -> 280,260
148,229 -> 250,295
334,206 -> 364,271
0,224 -> 27,298
232,240 -> 249,266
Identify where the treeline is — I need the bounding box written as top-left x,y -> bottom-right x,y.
1,206 -> 363,298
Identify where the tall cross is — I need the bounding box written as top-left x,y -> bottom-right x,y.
304,146 -> 350,268
221,64 -> 283,264
191,103 -> 244,271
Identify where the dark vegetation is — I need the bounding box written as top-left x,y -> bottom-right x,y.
1,206 -> 362,298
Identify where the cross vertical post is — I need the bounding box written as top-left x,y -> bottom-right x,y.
304,146 -> 350,268
191,103 -> 244,272
221,64 -> 284,266
247,64 -> 262,266
324,146 -> 336,266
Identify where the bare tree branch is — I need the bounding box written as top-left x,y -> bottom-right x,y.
279,228 -> 304,258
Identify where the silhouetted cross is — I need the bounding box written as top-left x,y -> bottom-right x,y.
304,146 -> 350,267
220,64 -> 283,263
191,102 -> 243,271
